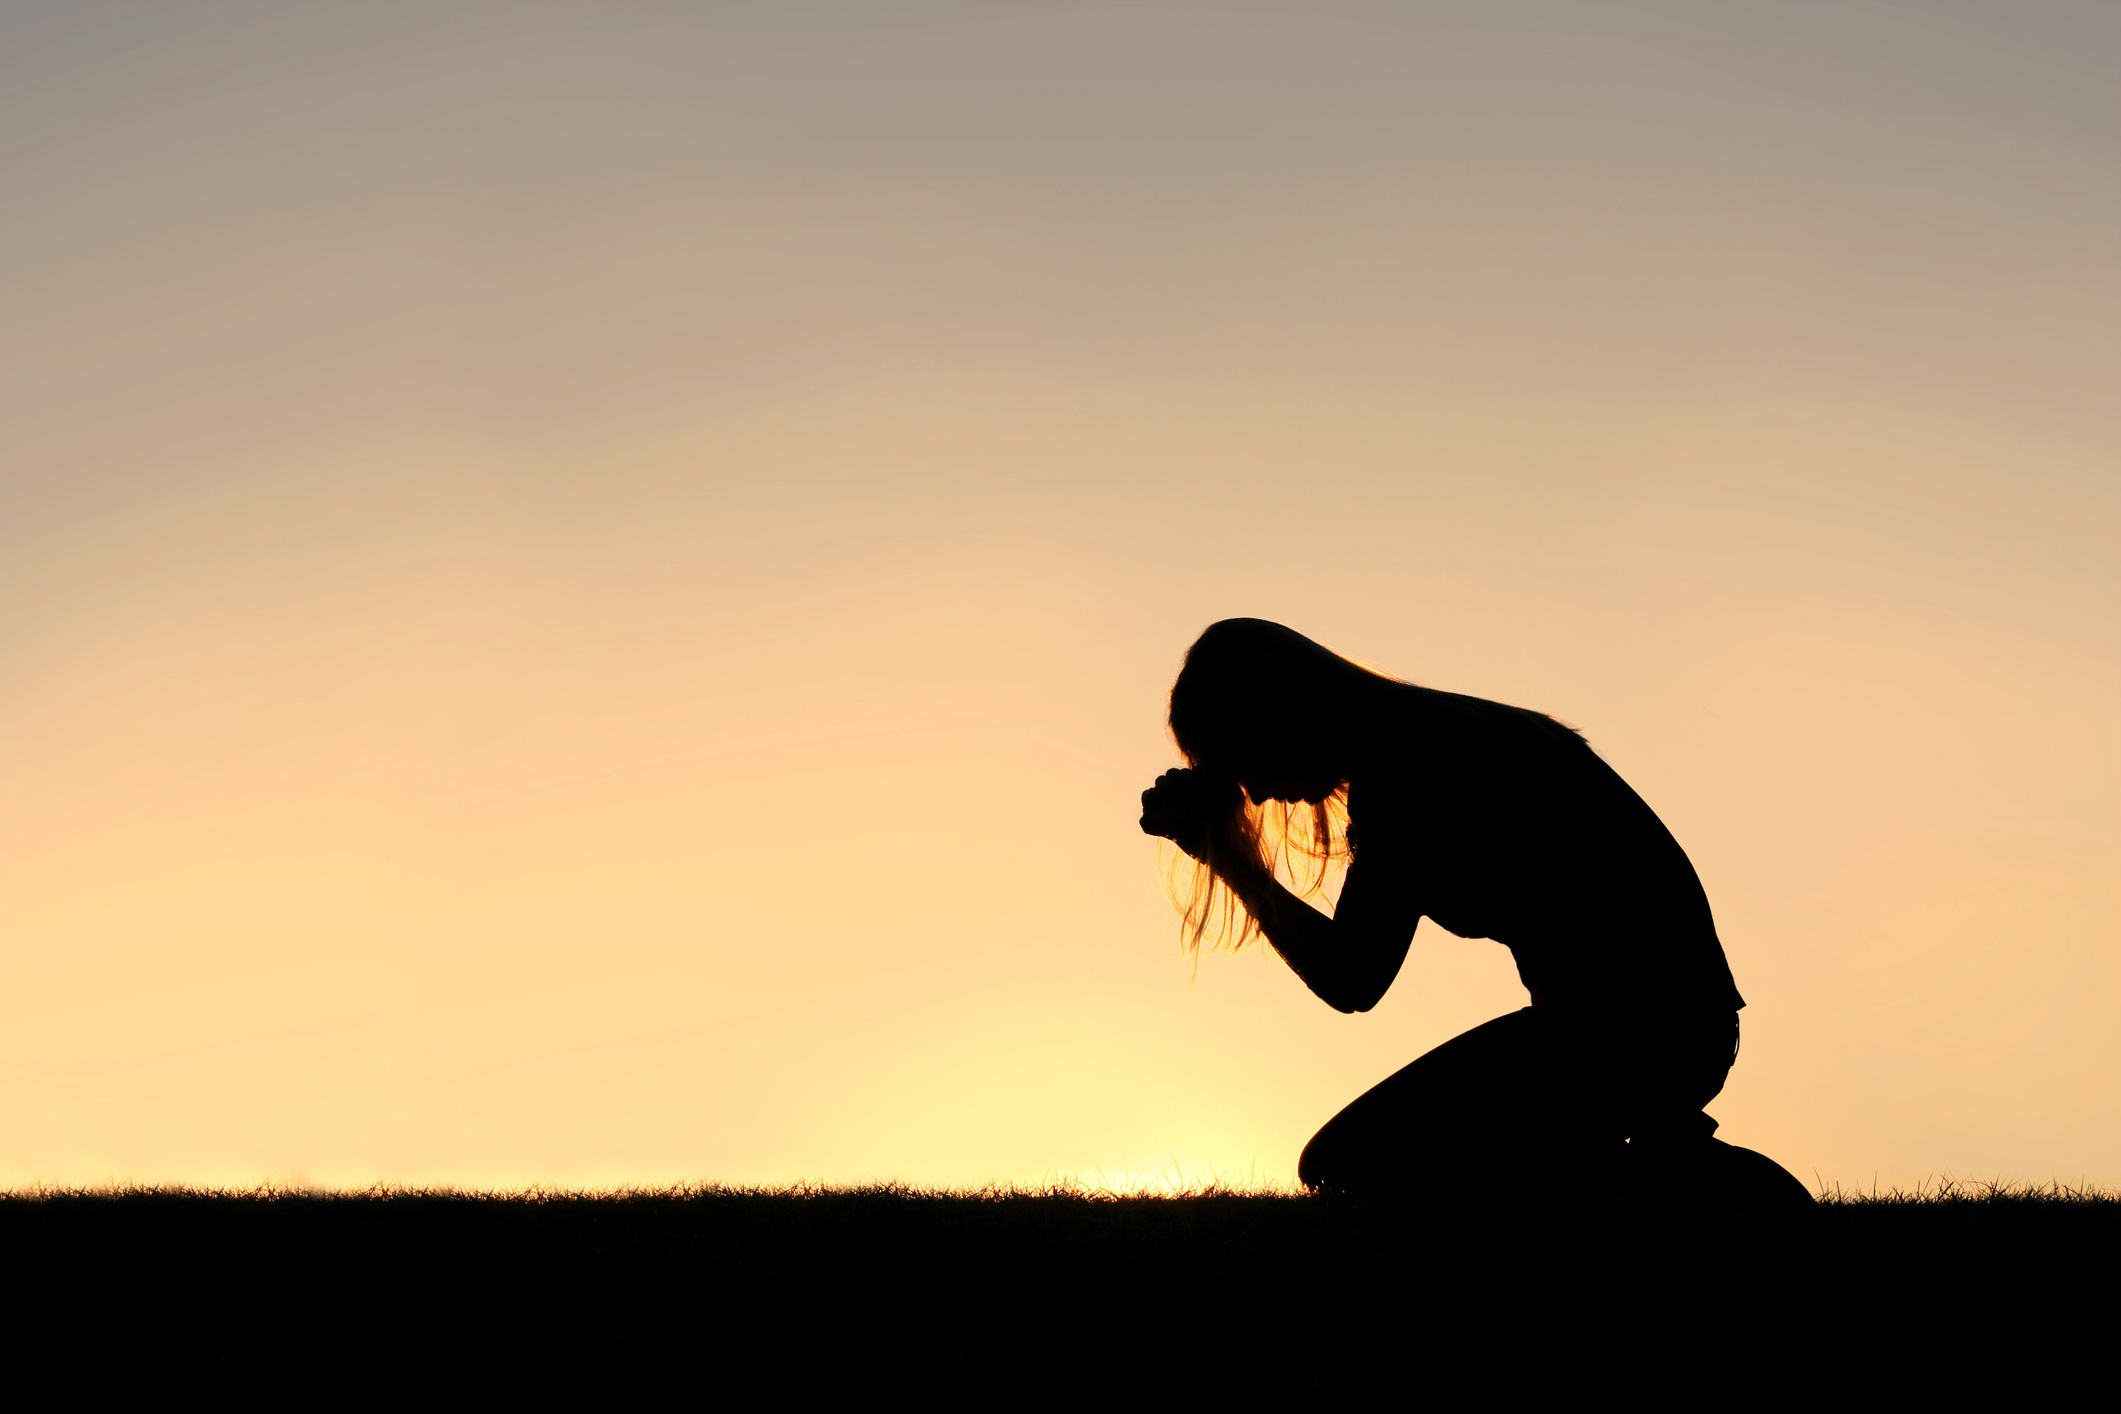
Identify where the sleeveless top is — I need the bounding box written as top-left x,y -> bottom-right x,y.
1343,690 -> 1745,1016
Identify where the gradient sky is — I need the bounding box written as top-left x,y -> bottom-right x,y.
2,0 -> 2115,1191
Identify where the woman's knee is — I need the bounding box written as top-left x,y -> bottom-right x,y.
1297,1111 -> 1359,1191
1296,1133 -> 1331,1192
1298,1102 -> 1420,1191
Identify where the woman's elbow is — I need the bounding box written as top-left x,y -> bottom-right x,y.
1321,983 -> 1388,1015
1314,934 -> 1409,1015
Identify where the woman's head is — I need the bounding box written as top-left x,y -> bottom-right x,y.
1169,618 -> 1388,800
1162,619 -> 1402,951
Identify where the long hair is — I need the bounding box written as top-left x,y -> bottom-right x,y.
1162,619 -> 1399,953
1163,787 -> 1350,953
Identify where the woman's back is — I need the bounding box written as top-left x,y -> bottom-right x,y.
1350,686 -> 1744,1015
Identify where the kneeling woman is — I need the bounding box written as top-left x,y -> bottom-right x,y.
1139,619 -> 1762,1194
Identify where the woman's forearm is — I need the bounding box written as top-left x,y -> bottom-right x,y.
1223,863 -> 1327,951
1213,858 -> 1373,1012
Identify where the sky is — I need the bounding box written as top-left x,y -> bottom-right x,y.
1,0 -> 2114,1192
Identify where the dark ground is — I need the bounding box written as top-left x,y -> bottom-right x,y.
3,1181 -> 2111,1400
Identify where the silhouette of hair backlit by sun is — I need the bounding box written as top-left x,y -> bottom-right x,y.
1162,620 -> 1396,952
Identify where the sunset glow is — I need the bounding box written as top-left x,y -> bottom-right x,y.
2,1 -> 2114,1191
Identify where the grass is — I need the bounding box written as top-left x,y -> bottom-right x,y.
4,1178 -> 2113,1396
1814,1174 -> 2118,1205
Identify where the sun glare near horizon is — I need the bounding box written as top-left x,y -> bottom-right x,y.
1,1 -> 2114,1192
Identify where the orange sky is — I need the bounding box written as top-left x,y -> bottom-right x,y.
1,1 -> 2114,1191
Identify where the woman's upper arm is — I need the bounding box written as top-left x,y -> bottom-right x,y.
1332,851 -> 1424,953
1326,827 -> 1425,1010
1337,776 -> 1425,941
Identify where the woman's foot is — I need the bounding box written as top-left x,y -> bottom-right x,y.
1628,1134 -> 1815,1208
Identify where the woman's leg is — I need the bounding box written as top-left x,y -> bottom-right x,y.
1298,1009 -> 1612,1193
1297,1008 -> 1744,1192
1604,1010 -> 1740,1146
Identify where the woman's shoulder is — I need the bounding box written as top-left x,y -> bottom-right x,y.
1396,687 -> 1593,761
1366,690 -> 1611,828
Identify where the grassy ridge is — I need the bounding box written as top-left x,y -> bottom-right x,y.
4,1180 -> 2112,1397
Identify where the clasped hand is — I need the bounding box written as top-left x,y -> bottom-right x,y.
1138,767 -> 1242,862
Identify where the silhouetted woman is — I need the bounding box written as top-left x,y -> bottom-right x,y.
1139,619 -> 1773,1196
